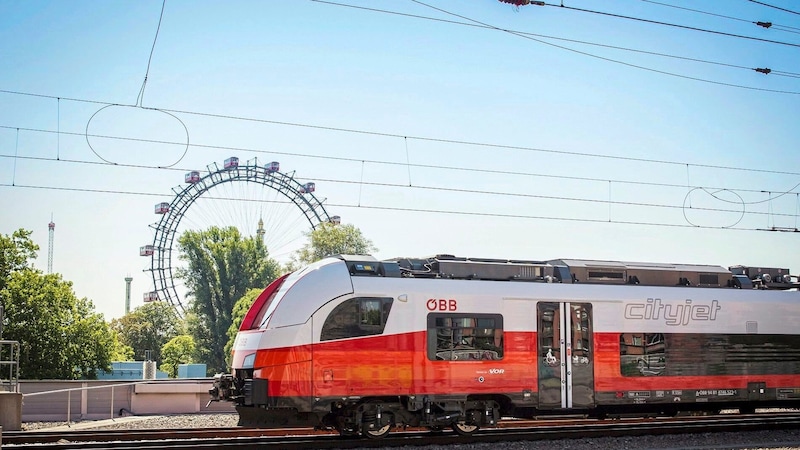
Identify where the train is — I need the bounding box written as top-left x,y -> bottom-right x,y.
209,253 -> 800,439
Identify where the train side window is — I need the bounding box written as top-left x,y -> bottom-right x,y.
620,333 -> 666,376
539,307 -> 559,359
427,313 -> 504,361
321,297 -> 394,341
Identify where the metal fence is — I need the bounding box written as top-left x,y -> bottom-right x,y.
0,340 -> 20,393
19,379 -> 234,422
22,381 -> 140,423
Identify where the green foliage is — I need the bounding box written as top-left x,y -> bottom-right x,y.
1,269 -> 116,379
69,295 -> 119,379
224,288 -> 263,366
0,228 -> 127,379
109,330 -> 135,362
110,301 -> 183,364
291,222 -> 377,268
160,335 -> 196,378
177,226 -> 280,373
0,228 -> 39,292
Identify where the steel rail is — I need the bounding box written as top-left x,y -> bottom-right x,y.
5,412 -> 800,450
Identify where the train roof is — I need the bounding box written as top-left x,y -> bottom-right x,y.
258,256 -> 798,331
366,254 -> 798,289
550,259 -> 731,274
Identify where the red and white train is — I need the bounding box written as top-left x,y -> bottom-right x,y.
209,254 -> 800,438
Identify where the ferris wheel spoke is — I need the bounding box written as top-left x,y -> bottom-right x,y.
147,159 -> 330,315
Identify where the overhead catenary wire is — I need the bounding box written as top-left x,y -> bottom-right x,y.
12,128 -> 18,186
748,0 -> 800,17
136,0 -> 167,107
2,3 -> 797,315
2,88 -> 798,227
543,2 -> 800,49
56,98 -> 60,160
319,1 -> 800,81
638,0 -> 800,35
84,104 -> 190,168
316,1 -> 799,78
7,106 -> 797,231
3,124 -> 800,191
0,153 -> 796,221
312,1 -> 800,94
1,181 -> 796,233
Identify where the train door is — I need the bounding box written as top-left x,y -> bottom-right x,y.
537,302 -> 594,410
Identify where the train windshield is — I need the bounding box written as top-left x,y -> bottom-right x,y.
258,257 -> 350,329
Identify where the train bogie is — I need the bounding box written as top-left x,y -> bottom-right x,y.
210,254 -> 800,438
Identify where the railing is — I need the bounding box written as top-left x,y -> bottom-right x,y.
20,379 -> 233,422
22,381 -> 145,424
0,340 -> 20,393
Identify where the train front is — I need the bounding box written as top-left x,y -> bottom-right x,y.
209,256 -> 354,427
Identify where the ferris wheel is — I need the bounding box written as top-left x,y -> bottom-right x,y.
140,157 -> 334,314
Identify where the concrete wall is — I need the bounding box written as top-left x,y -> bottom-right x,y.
130,380 -> 231,414
0,391 -> 22,431
21,380 -> 133,422
20,379 -> 234,422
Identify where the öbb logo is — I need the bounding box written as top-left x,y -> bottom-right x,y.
427,298 -> 458,311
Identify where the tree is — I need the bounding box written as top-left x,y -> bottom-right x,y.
0,228 -> 38,292
177,226 -> 280,373
290,222 -> 377,268
160,335 -> 196,378
224,288 -> 263,366
109,330 -> 135,362
110,301 -> 183,364
67,296 -> 121,379
0,228 -> 126,379
1,269 -> 116,379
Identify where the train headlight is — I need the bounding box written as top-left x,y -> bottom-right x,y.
242,353 -> 256,369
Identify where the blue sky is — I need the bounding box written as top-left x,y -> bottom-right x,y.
1,0 -> 798,320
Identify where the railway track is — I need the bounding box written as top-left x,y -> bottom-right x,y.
5,412 -> 800,450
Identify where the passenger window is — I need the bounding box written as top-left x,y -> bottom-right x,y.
320,297 -> 393,341
427,314 -> 504,361
620,333 -> 800,377
620,333 -> 666,376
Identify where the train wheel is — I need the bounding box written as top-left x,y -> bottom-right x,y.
362,423 -> 391,440
452,422 -> 479,436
